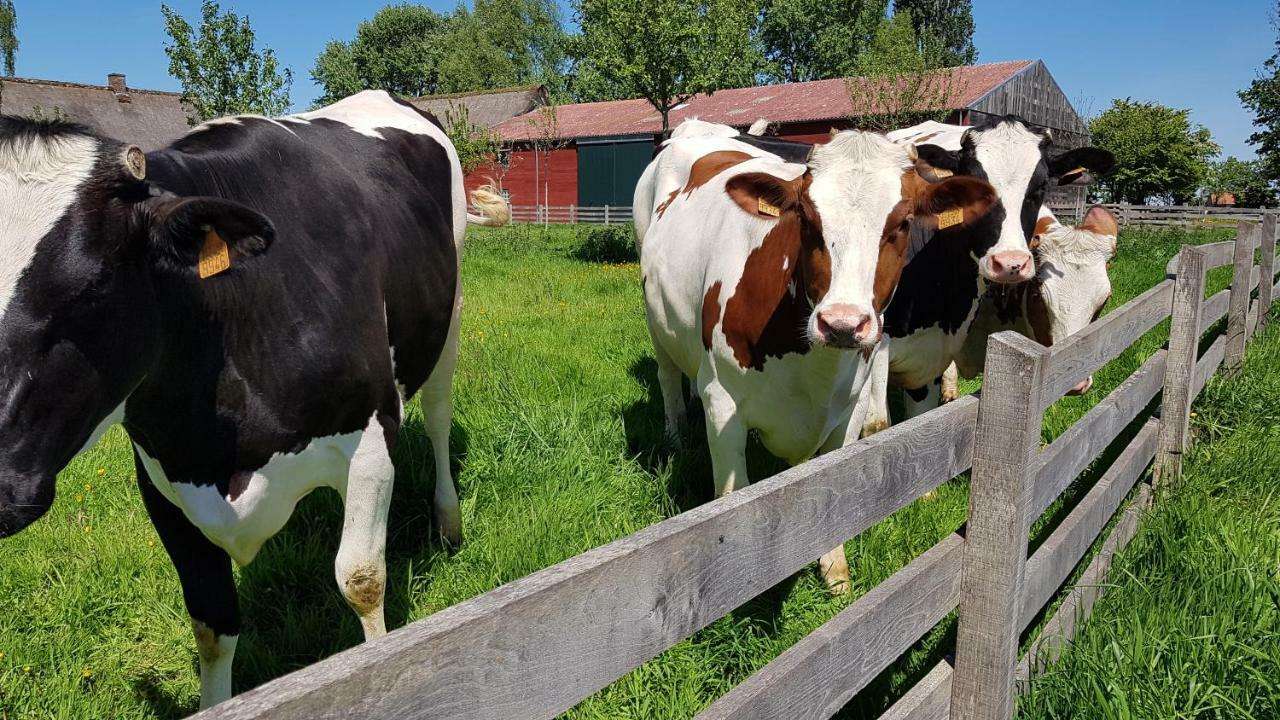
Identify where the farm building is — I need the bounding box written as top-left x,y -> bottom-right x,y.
408,83 -> 547,130
479,59 -> 1092,211
0,73 -> 192,150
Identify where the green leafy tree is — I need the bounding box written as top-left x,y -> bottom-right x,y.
443,103 -> 502,175
574,0 -> 762,133
1240,3 -> 1280,182
0,0 -> 16,76
1203,156 -> 1277,207
846,11 -> 959,130
1089,99 -> 1219,204
162,0 -> 292,123
758,0 -> 886,82
892,0 -> 977,66
312,4 -> 451,105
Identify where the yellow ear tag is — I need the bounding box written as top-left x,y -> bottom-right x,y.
1067,166 -> 1087,176
757,197 -> 781,217
936,207 -> 965,230
198,228 -> 232,279
931,168 -> 954,179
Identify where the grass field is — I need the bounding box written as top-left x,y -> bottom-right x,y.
0,221 -> 1257,719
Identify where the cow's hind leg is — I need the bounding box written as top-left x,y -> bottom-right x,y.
136,452 -> 239,709
335,416 -> 396,639
422,288 -> 463,547
653,341 -> 687,444
940,362 -> 960,403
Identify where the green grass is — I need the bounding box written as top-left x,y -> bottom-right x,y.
1019,308 -> 1280,720
0,222 -> 1251,719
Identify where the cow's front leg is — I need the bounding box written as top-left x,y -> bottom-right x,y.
699,378 -> 749,497
859,337 -> 892,437
902,380 -> 942,420
812,421 -> 861,595
335,416 -> 396,639
136,452 -> 239,709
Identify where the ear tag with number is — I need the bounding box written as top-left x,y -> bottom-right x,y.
757,197 -> 781,217
931,168 -> 954,179
198,228 -> 232,279
1067,166 -> 1087,176
936,207 -> 964,230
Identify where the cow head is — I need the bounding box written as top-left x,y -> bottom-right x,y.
717,132 -> 997,364
0,117 -> 273,537
914,117 -> 1115,285
1027,205 -> 1119,395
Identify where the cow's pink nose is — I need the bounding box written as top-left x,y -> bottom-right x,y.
816,304 -> 876,348
1067,376 -> 1094,396
989,251 -> 1034,282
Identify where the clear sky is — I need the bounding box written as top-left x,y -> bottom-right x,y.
9,0 -> 1276,159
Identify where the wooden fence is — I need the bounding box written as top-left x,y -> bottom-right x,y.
509,205 -> 634,225
1047,202 -> 1280,227
194,217 -> 1280,720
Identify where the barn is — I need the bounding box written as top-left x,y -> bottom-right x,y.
0,72 -> 192,150
477,60 -> 1091,213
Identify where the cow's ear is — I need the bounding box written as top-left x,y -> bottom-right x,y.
913,144 -> 960,183
143,195 -> 275,278
1079,205 -> 1119,237
913,176 -> 998,230
1048,147 -> 1115,186
724,172 -> 801,219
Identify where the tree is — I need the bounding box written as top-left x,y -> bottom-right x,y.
892,0 -> 977,66
845,11 -> 959,130
758,0 -> 886,83
443,103 -> 502,175
162,1 -> 292,124
0,0 -> 16,76
312,1 -> 569,105
1240,2 -> 1280,181
574,0 -> 762,133
312,4 -> 451,105
1089,99 -> 1219,205
1203,156 -> 1277,207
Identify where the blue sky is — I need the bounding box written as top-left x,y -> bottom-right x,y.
11,0 -> 1276,158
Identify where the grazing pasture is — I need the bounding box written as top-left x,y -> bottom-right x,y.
0,222 -> 1242,719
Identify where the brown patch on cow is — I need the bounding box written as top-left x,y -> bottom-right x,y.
721,175 -> 828,370
683,150 -> 754,195
1080,205 -> 1119,237
192,621 -> 223,664
656,189 -> 680,219
341,565 -> 386,617
1033,214 -> 1056,243
1025,282 -> 1053,346
702,281 -> 722,350
227,472 -> 252,502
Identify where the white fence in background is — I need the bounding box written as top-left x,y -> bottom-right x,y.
509,205 -> 634,225
1049,202 -> 1280,226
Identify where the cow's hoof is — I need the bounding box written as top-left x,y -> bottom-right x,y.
436,511 -> 463,550
862,418 -> 890,437
941,389 -> 959,403
824,577 -> 851,596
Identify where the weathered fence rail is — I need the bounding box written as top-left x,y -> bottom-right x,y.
509,205 -> 634,225
196,219 -> 1280,720
1048,202 -> 1280,227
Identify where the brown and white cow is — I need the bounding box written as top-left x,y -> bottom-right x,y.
635,121 -> 997,591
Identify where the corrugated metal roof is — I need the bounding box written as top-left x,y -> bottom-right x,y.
494,60 -> 1034,142
0,75 -> 192,150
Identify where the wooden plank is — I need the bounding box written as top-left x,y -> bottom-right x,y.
1164,240 -> 1235,275
1192,335 -> 1226,402
195,397 -> 981,720
1027,350 -> 1165,523
697,535 -> 963,720
1225,221 -> 1258,369
1262,214 -> 1278,334
1041,280 -> 1172,410
1020,420 -> 1157,631
950,333 -> 1048,720
1016,484 -> 1152,690
1155,247 -> 1206,489
880,662 -> 952,720
1202,289 -> 1230,328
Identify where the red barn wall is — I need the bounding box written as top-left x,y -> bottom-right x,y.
464,144 -> 578,207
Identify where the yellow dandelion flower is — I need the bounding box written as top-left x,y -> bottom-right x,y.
0,651 -> 5,660
147,539 -> 157,548
1190,411 -> 1198,417
96,468 -> 106,477
81,669 -> 93,679
75,494 -> 84,504
83,526 -> 92,535
23,665 -> 31,673
84,483 -> 93,492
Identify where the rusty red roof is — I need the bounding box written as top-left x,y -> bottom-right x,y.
494,60 -> 1034,142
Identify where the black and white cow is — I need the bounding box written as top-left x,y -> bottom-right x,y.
0,90 -> 507,707
876,118 -> 1115,418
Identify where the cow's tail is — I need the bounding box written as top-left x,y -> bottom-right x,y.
747,118 -> 770,136
466,184 -> 510,227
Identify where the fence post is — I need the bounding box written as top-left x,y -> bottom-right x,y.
1258,213 -> 1277,334
604,205 -> 611,225
950,332 -> 1048,720
1120,201 -> 1131,225
1225,220 -> 1258,369
1154,246 -> 1206,492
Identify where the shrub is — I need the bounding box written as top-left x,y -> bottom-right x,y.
573,224 -> 637,264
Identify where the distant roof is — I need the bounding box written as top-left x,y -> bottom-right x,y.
0,74 -> 192,150
494,60 -> 1035,142
408,84 -> 548,129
